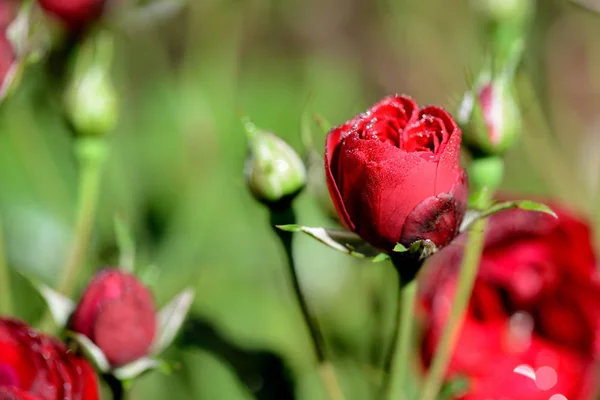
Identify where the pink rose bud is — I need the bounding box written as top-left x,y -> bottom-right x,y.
70,268 -> 157,367
460,79 -> 521,155
38,0 -> 109,29
325,95 -> 468,252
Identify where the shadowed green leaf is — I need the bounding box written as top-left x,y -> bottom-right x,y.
276,224 -> 380,258
460,200 -> 557,232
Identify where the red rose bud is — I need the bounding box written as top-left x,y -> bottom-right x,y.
38,0 -> 108,30
70,268 -> 157,367
244,120 -> 307,208
325,95 -> 468,251
419,201 -> 600,400
0,318 -> 99,400
459,78 -> 521,155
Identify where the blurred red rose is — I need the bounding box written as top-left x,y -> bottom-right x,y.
0,1 -> 16,92
37,0 -> 108,29
0,387 -> 42,400
70,268 -> 157,367
325,95 -> 467,251
0,318 -> 99,400
419,201 -> 600,399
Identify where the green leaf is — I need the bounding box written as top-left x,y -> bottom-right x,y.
460,200 -> 557,232
393,243 -> 408,252
300,96 -> 314,151
112,357 -> 162,381
68,332 -> 110,372
114,215 -> 136,272
151,288 -> 195,355
313,114 -> 333,135
276,224 -> 380,258
515,200 -> 557,217
438,376 -> 470,400
34,283 -> 75,329
372,253 -> 390,263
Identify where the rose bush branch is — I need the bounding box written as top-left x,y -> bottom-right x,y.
243,119 -> 345,400
270,208 -> 345,400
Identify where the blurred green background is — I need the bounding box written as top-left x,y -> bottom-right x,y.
2,0 -> 600,398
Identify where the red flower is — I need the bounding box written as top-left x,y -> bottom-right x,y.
70,268 -> 157,367
419,202 -> 600,399
0,387 -> 42,400
325,95 -> 467,251
0,1 -> 16,92
0,318 -> 99,400
38,0 -> 108,29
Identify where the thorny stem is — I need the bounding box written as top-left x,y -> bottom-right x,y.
270,207 -> 345,400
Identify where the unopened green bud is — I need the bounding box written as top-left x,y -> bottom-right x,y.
471,0 -> 534,23
459,76 -> 521,156
468,155 -> 504,192
65,31 -> 117,137
244,120 -> 306,208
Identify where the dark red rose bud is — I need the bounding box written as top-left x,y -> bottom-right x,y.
419,201 -> 600,400
38,0 -> 108,29
0,318 -> 99,400
70,268 -> 157,367
325,95 -> 468,251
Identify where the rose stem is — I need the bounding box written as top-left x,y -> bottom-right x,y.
417,212 -> 488,400
105,374 -> 127,400
270,207 -> 345,400
383,279 -> 417,400
0,218 -> 12,315
39,137 -> 107,331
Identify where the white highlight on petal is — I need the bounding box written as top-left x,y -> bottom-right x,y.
513,364 -> 536,381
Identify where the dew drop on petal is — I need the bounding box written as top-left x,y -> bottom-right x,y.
513,364 -> 536,381
535,366 -> 557,391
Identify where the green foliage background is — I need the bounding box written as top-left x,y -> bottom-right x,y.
2,0 -> 600,398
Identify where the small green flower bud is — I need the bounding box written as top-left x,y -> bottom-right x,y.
471,0 -> 534,24
468,155 -> 504,193
65,31 -> 117,137
244,120 -> 307,208
459,76 -> 521,156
